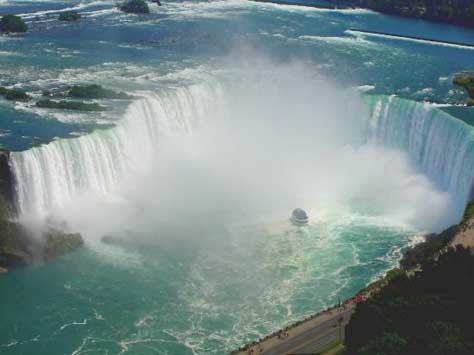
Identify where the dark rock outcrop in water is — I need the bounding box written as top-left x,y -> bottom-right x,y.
0,14 -> 27,33
36,99 -> 106,112
0,82 -> 136,113
120,0 -> 150,14
453,72 -> 474,106
58,11 -> 81,22
43,229 -> 83,262
342,0 -> 474,28
0,222 -> 84,272
0,87 -> 31,102
43,84 -> 135,101
0,186 -> 33,270
0,150 -> 17,210
0,217 -> 34,269
0,151 -> 84,273
68,84 -> 132,99
399,225 -> 459,269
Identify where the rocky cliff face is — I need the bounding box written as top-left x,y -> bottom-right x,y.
0,150 -> 83,273
0,220 -> 34,270
0,150 -> 16,210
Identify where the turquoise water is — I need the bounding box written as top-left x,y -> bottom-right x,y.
1,217 -> 417,354
2,0 -> 474,354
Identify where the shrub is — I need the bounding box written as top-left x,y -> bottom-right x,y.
0,87 -> 30,102
454,74 -> 474,99
358,332 -> 408,355
462,201 -> 474,223
0,14 -> 27,33
120,0 -> 150,14
68,84 -> 131,99
345,246 -> 474,355
36,99 -> 106,111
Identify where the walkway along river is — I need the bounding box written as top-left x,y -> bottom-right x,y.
231,297 -> 364,354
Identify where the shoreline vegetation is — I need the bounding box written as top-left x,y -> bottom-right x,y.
344,217 -> 474,354
343,0 -> 474,28
252,0 -> 474,28
0,14 -> 27,33
233,202 -> 474,354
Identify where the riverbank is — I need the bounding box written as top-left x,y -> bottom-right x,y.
232,204 -> 474,354
231,303 -> 355,355
344,224 -> 474,353
342,0 -> 474,28
251,0 -> 474,29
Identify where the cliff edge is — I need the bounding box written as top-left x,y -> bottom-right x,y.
0,150 -> 83,274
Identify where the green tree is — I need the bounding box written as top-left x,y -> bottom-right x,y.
422,321 -> 474,355
358,332 -> 408,355
0,14 -> 27,33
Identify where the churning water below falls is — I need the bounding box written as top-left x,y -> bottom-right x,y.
4,63 -> 474,355
2,0 -> 474,354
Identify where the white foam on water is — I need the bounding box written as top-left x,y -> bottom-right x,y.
346,29 -> 474,51
250,1 -> 375,14
161,0 -> 251,20
0,50 -> 22,57
58,319 -> 88,332
297,34 -> 390,53
355,84 -> 375,93
82,7 -> 120,17
19,0 -> 115,19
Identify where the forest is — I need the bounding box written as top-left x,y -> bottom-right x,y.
344,245 -> 474,355
342,0 -> 474,27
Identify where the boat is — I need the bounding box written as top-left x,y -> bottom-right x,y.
290,208 -> 308,225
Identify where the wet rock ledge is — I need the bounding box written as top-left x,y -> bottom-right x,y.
0,150 -> 83,274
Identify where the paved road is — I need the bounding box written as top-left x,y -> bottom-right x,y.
235,306 -> 355,355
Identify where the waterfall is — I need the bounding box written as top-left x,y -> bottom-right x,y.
11,82 -> 223,218
9,86 -> 474,223
364,95 -> 474,212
